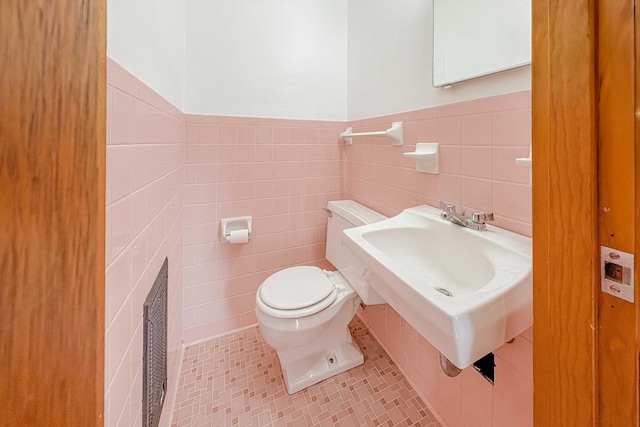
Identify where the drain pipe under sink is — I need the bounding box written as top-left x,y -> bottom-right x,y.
439,353 -> 462,377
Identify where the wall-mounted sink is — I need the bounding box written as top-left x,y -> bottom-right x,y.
342,204 -> 532,369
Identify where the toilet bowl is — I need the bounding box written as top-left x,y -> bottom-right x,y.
255,200 -> 386,394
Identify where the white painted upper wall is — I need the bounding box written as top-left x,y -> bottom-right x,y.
107,0 -> 531,120
107,0 -> 186,110
346,0 -> 531,120
184,0 -> 348,121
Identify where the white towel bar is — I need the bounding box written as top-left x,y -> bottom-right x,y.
340,121 -> 403,146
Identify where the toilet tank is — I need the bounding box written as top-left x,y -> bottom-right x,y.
325,200 -> 387,304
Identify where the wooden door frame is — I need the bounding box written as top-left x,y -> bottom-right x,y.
636,2 -> 640,424
597,0 -> 636,424
532,0 -> 599,424
0,1 -> 106,425
533,0 -> 637,424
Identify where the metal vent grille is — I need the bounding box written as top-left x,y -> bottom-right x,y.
143,258 -> 168,427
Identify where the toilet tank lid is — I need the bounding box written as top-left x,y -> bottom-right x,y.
259,266 -> 335,310
327,200 -> 387,227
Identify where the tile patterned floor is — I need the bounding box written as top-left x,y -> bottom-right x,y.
171,317 -> 440,427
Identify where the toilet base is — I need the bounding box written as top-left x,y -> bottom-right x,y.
280,341 -> 364,394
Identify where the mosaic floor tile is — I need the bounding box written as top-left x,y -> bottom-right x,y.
171,316 -> 440,427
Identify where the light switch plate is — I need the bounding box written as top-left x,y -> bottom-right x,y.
601,246 -> 634,303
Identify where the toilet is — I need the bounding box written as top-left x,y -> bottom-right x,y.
255,200 -> 386,394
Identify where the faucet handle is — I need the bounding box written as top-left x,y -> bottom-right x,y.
471,211 -> 494,224
439,201 -> 457,214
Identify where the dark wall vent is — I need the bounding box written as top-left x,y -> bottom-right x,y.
143,257 -> 168,427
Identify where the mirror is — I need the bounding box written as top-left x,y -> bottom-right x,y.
432,0 -> 531,87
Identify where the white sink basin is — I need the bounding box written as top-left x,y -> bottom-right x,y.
342,204 -> 532,369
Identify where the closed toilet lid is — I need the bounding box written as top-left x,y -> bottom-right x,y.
259,266 -> 335,310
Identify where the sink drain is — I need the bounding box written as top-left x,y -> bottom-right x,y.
434,287 -> 453,297
326,352 -> 337,366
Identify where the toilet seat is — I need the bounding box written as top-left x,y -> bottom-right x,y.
257,266 -> 338,319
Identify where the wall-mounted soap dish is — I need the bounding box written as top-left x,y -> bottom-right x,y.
403,143 -> 439,173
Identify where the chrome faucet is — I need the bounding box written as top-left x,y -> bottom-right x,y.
439,201 -> 494,231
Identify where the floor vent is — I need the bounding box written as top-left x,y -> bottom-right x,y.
143,258 -> 168,427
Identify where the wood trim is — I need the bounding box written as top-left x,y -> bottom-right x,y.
597,0 -> 636,424
0,1 -> 106,425
532,1 -> 599,425
95,0 -> 107,421
636,2 -> 640,424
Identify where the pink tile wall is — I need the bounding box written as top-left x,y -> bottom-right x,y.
348,91 -> 533,427
106,59 -> 532,427
105,59 -> 185,427
182,115 -> 346,344
346,91 -> 532,236
358,306 -> 533,427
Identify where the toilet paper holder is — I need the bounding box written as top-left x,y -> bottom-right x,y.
220,216 -> 252,243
